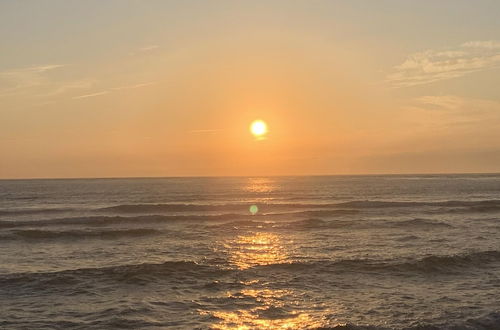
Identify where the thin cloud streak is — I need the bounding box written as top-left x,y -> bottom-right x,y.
129,45 -> 160,56
188,129 -> 221,134
139,45 -> 159,52
111,82 -> 156,91
37,79 -> 95,97
72,81 -> 155,100
72,91 -> 109,99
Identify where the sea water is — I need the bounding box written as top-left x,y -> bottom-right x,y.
1,175 -> 500,329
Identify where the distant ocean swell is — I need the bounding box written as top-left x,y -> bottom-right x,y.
97,199 -> 500,213
0,214 -> 457,233
210,217 -> 454,230
3,199 -> 500,217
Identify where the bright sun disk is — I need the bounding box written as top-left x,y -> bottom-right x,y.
250,120 -> 268,137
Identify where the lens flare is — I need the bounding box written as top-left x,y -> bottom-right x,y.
249,204 -> 259,215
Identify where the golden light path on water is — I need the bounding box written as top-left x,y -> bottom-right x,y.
226,232 -> 288,270
207,178 -> 327,329
211,232 -> 324,329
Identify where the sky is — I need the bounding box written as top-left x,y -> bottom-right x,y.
1,0 -> 500,178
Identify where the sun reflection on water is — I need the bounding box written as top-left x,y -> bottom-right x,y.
207,231 -> 326,329
211,309 -> 322,329
225,232 -> 288,270
243,177 -> 277,194
204,177 -> 327,328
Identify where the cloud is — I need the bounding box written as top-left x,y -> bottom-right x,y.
387,40 -> 500,87
414,95 -> 465,110
462,40 -> 500,49
0,64 -> 95,101
0,64 -> 155,101
139,45 -> 159,52
72,91 -> 109,99
26,64 -> 67,73
38,79 -> 95,97
72,81 -> 155,100
188,129 -> 221,134
129,45 -> 160,56
0,64 -> 66,95
111,82 -> 156,91
405,95 -> 500,125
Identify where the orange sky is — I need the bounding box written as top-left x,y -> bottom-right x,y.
1,1 -> 500,178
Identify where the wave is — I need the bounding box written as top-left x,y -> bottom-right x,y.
98,202 -> 348,214
0,208 -> 72,216
289,209 -> 359,217
336,199 -> 500,210
386,218 -> 452,229
0,214 -> 250,229
0,212 -> 455,232
3,250 -> 499,291
321,324 -> 385,330
209,217 -> 452,231
0,208 -> 360,229
0,260 -> 226,291
100,203 -> 248,213
3,199 -> 500,220
390,250 -> 500,273
254,250 -> 500,274
97,199 -> 500,215
286,217 -> 451,229
320,311 -> 500,329
1,228 -> 162,241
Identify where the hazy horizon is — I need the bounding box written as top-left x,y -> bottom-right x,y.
3,171 -> 500,181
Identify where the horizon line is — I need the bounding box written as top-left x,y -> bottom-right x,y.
1,171 -> 500,181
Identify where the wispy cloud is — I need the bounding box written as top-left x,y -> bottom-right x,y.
462,40 -> 500,49
387,40 -> 500,87
406,95 -> 500,118
0,64 -> 66,95
188,129 -> 221,134
38,79 -> 95,97
72,81 -> 155,100
111,82 -> 156,91
139,45 -> 159,52
72,91 -> 109,100
26,64 -> 66,73
129,45 -> 160,56
414,95 -> 465,111
401,95 -> 500,141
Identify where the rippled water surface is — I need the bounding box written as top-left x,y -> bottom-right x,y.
1,175 -> 500,329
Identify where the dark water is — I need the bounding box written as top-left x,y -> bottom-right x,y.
1,175 -> 500,329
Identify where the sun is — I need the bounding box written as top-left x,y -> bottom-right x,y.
250,120 -> 268,138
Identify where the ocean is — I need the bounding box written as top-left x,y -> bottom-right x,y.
1,175 -> 500,329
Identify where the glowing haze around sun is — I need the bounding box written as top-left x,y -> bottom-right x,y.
250,120 -> 268,139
